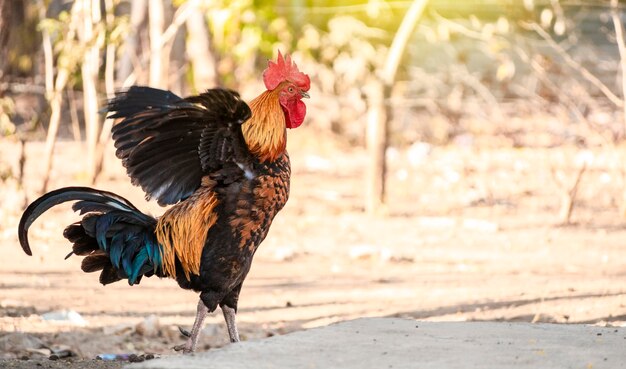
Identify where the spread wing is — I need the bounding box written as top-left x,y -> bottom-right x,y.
107,86 -> 253,206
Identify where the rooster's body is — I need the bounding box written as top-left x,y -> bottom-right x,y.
18,53 -> 310,352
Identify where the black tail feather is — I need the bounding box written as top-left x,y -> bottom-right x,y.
63,223 -> 99,258
18,186 -> 161,286
99,266 -> 123,285
18,187 -> 149,256
63,222 -> 86,242
81,253 -> 110,273
80,214 -> 99,237
64,223 -> 95,246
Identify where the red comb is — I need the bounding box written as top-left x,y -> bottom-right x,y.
263,51 -> 310,91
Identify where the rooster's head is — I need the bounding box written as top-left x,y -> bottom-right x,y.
263,51 -> 311,129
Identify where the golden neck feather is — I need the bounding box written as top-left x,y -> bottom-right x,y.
242,89 -> 287,162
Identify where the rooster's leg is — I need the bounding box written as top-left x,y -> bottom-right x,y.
221,304 -> 240,342
174,299 -> 208,353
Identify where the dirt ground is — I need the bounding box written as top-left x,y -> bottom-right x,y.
0,131 -> 625,368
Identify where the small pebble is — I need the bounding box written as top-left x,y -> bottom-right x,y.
129,354 -> 144,363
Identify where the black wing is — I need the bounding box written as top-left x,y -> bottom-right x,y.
107,86 -> 252,206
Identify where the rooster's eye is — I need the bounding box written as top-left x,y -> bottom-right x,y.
288,87 -> 294,93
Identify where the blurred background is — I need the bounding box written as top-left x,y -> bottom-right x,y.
0,0 -> 625,363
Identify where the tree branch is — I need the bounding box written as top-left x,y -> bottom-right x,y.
522,21 -> 624,108
611,0 -> 626,131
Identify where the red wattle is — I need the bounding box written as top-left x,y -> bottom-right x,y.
283,99 -> 306,129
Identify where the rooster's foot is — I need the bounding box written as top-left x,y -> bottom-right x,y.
173,341 -> 194,354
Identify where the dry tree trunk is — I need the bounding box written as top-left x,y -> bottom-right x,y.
186,9 -> 219,90
365,80 -> 388,214
117,0 -> 147,85
160,2 -> 173,90
93,0 -> 117,183
149,0 -> 164,88
38,1 -> 53,96
164,2 -> 183,95
0,0 -> 10,80
40,2 -> 81,193
67,88 -> 82,141
610,0 -> 626,217
611,0 -> 626,127
104,0 -> 116,99
123,1 -> 197,87
551,163 -> 587,225
41,75 -> 69,193
79,0 -> 103,184
18,139 -> 27,207
366,0 -> 428,215
169,25 -> 186,95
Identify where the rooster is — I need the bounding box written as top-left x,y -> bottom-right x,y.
17,52 -> 310,353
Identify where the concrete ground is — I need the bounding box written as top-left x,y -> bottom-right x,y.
128,318 -> 626,369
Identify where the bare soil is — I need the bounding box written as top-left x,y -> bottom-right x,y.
0,132 -> 625,368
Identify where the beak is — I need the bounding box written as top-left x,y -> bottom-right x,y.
300,90 -> 310,99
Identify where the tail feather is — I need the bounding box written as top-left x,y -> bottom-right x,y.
129,248 -> 150,284
19,186 -> 150,255
100,266 -> 123,285
63,222 -> 86,242
81,253 -> 109,273
18,187 -> 162,286
63,223 -> 99,258
80,214 -> 99,237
